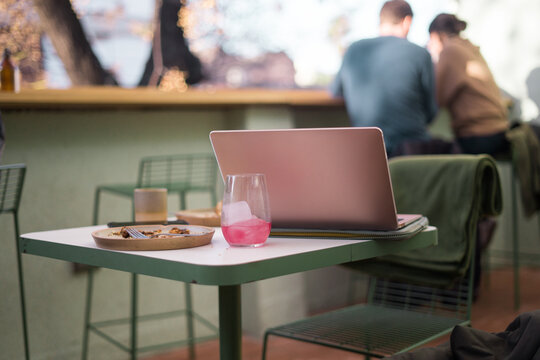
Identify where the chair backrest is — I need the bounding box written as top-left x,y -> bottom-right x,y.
368,269 -> 473,321
0,163 -> 26,214
387,155 -> 501,282
136,153 -> 217,189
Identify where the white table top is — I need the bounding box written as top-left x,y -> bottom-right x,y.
24,225 -> 371,265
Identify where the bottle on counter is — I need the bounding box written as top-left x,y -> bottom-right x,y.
1,49 -> 20,92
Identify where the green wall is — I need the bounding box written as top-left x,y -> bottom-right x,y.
0,106 -> 353,359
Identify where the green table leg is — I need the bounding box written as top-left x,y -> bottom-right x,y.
185,283 -> 195,360
219,285 -> 241,360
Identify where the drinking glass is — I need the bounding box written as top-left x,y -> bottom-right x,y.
221,174 -> 271,247
134,188 -> 168,223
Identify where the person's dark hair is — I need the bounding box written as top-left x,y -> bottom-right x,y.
380,0 -> 413,24
429,13 -> 467,35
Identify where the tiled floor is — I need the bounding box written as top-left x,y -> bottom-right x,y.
143,266 -> 540,360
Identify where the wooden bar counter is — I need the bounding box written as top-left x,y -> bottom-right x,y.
0,86 -> 344,110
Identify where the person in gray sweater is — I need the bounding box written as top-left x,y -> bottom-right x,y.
330,0 -> 438,156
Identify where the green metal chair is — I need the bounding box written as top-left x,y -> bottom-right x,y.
262,155 -> 502,359
93,153 -> 218,224
1,164 -> 29,360
84,153 -> 218,360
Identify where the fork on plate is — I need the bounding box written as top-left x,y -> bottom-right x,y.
125,227 -> 149,238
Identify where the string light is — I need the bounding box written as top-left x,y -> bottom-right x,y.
158,67 -> 189,92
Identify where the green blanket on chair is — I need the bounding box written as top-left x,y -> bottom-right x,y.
345,154 -> 502,287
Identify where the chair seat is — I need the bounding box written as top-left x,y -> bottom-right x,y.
98,184 -> 139,197
265,304 -> 469,358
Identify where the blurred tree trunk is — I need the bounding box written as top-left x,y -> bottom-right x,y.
139,0 -> 203,86
32,0 -> 117,86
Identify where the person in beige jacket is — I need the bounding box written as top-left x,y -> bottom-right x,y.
428,13 -> 509,155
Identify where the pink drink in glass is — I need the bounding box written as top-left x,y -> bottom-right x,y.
222,217 -> 271,247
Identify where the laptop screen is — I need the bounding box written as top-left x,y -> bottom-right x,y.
210,127 -> 400,231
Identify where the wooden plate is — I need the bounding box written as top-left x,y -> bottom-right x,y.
92,224 -> 214,251
175,208 -> 221,227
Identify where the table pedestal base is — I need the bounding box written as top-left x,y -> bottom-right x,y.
219,285 -> 242,360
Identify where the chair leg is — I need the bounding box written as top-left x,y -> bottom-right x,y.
185,283 -> 196,360
180,191 -> 187,211
81,267 -> 94,360
130,273 -> 138,360
482,247 -> 491,288
93,188 -> 101,226
536,211 -> 540,253
14,213 -> 30,360
131,198 -> 135,223
211,188 -> 217,207
511,167 -> 520,311
347,272 -> 364,305
261,332 -> 270,360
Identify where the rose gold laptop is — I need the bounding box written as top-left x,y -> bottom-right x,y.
209,127 -> 421,231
